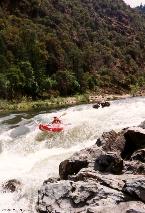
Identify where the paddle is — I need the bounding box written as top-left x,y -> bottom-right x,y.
58,112 -> 67,118
34,112 -> 67,126
33,120 -> 40,125
59,112 -> 72,126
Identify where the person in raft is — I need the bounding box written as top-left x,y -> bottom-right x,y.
51,116 -> 61,124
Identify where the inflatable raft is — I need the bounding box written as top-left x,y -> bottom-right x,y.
39,123 -> 64,133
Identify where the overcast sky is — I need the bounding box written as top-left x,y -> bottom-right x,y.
124,0 -> 145,7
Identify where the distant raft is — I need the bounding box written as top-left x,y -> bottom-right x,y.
39,123 -> 64,133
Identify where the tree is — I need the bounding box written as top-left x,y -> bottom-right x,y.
19,61 -> 38,98
53,70 -> 80,96
6,65 -> 24,99
0,73 -> 9,99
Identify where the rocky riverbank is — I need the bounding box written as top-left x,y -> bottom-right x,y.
36,121 -> 145,213
0,93 -> 131,114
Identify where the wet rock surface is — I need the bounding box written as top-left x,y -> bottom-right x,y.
36,124 -> 145,213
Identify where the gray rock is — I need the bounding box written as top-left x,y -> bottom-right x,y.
69,168 -> 125,191
123,178 -> 145,202
36,179 -> 130,213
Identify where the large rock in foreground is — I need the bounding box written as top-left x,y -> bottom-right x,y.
36,173 -> 130,213
36,125 -> 145,213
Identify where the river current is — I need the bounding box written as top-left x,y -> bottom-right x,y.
0,97 -> 145,212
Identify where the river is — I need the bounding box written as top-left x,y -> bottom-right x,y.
0,96 -> 145,212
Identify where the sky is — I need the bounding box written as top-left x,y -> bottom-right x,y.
124,0 -> 145,7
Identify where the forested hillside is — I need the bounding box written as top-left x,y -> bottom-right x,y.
0,0 -> 145,100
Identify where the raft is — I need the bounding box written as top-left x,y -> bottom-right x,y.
39,123 -> 64,132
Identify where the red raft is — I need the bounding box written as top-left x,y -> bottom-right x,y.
39,123 -> 64,133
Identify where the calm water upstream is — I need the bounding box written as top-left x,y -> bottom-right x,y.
0,97 -> 145,212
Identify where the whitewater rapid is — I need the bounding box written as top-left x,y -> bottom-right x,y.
0,96 -> 145,212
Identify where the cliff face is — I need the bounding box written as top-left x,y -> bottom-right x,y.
0,0 -> 145,99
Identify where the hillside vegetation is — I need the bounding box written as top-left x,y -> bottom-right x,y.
0,0 -> 145,100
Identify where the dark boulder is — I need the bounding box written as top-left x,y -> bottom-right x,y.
93,101 -> 110,109
121,127 -> 145,159
59,159 -> 88,180
94,152 -> 123,174
101,101 -> 110,108
93,103 -> 100,109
